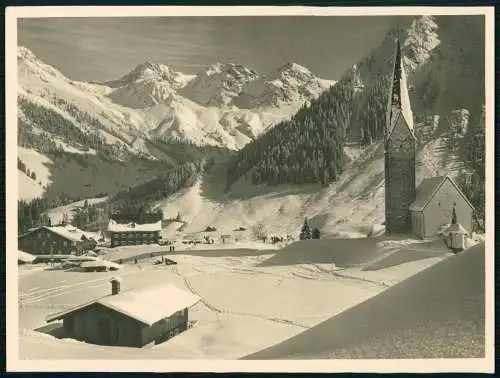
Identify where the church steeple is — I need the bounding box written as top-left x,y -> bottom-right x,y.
386,31 -> 414,141
384,30 -> 417,235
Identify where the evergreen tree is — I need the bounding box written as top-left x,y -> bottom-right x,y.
312,227 -> 321,239
299,217 -> 312,240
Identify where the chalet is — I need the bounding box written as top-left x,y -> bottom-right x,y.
409,175 -> 474,239
18,225 -> 97,256
46,278 -> 200,348
108,220 -> 162,248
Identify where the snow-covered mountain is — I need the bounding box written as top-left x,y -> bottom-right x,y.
102,61 -> 196,109
18,47 -> 336,153
179,62 -> 260,107
234,62 -> 336,109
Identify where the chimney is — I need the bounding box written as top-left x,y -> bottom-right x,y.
110,277 -> 122,295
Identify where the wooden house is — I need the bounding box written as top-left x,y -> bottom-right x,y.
18,226 -> 97,256
108,220 -> 162,248
409,175 -> 474,239
46,279 -> 200,348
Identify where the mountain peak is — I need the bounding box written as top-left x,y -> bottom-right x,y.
278,61 -> 311,74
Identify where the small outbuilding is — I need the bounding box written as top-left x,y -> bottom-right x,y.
409,175 -> 474,239
18,250 -> 36,265
46,279 -> 200,348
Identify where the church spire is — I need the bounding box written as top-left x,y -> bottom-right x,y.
386,29 -> 414,140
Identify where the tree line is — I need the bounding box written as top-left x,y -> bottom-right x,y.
17,157 -> 37,181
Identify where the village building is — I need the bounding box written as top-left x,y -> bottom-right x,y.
18,225 -> 97,256
410,175 -> 474,239
46,279 -> 200,348
384,37 -> 474,239
108,220 -> 162,248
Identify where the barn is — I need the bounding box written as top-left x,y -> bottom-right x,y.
18,225 -> 97,256
45,279 -> 200,348
409,175 -> 474,239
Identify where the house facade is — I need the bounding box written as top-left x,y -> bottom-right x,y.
108,220 -> 162,248
18,226 -> 96,256
46,280 -> 200,348
409,176 -> 474,239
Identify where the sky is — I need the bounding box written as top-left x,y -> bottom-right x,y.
17,16 -> 409,82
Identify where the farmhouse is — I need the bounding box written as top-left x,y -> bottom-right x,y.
108,220 -> 162,248
46,279 -> 200,348
410,175 -> 474,239
18,225 -> 97,256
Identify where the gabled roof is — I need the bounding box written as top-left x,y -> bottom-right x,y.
46,283 -> 200,326
410,175 -> 475,212
48,226 -> 90,242
386,37 -> 415,140
108,220 -> 162,233
387,111 -> 415,142
18,225 -> 91,242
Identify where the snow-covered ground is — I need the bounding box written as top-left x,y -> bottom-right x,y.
18,147 -> 53,201
18,236 -> 454,360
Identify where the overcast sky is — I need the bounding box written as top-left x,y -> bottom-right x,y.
18,16 -> 409,82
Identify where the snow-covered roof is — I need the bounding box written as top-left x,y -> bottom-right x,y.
410,175 -> 474,212
108,220 -> 162,233
18,250 -> 36,263
46,225 -> 94,242
444,223 -> 469,235
46,283 -> 200,326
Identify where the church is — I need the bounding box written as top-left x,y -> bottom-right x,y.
384,37 -> 474,239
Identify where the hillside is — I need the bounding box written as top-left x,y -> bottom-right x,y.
244,242 -> 485,359
150,129 -> 465,240
225,16 -> 485,195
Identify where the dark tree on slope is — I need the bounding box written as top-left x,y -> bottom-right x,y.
299,217 -> 312,240
110,160 -> 204,223
226,78 -> 356,188
312,227 -> 321,239
456,106 -> 485,231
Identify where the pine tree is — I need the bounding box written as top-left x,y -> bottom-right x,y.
299,217 -> 312,240
312,227 -> 321,239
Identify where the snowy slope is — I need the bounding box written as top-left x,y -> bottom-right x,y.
245,242 -> 485,359
152,129 -> 465,241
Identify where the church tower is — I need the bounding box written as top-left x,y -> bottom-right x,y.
384,35 -> 416,234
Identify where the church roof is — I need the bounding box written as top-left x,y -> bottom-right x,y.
386,37 -> 415,140
410,175 -> 475,212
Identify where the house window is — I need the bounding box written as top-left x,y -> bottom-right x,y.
64,241 -> 68,247
37,233 -> 42,239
